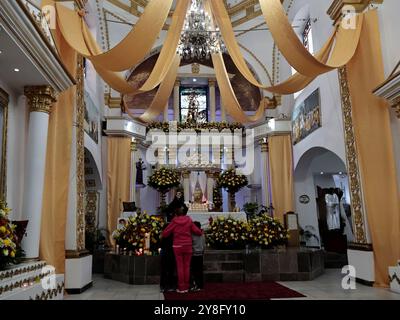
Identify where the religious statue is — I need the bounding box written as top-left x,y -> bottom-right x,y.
325,191 -> 341,231
186,91 -> 200,124
166,190 -> 185,222
136,158 -> 146,187
193,181 -> 204,204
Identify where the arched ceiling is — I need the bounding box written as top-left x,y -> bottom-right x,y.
124,53 -> 262,112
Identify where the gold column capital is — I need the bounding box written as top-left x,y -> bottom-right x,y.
174,80 -> 181,87
24,86 -> 57,114
208,79 -> 217,87
327,0 -> 383,24
131,140 -> 138,152
260,140 -> 269,153
182,170 -> 190,179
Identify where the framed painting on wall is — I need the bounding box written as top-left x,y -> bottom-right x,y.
292,88 -> 322,145
0,88 -> 9,202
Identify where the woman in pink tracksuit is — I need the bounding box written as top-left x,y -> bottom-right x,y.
162,206 -> 202,293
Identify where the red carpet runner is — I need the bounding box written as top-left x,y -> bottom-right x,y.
164,282 -> 305,300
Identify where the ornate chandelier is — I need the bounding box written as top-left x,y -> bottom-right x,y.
177,0 -> 225,61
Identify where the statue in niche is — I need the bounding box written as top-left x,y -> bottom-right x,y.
193,181 -> 203,204
136,158 -> 146,187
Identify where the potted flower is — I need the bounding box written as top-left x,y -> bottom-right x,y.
247,214 -> 289,249
243,202 -> 259,220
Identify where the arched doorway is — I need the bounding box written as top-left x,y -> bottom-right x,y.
294,147 -> 354,263
83,148 -> 103,253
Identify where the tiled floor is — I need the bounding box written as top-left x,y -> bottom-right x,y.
65,270 -> 400,300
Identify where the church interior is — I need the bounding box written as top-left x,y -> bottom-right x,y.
0,0 -> 399,302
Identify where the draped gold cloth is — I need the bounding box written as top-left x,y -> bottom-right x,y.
55,0 -> 189,96
212,52 -> 266,123
107,137 -> 131,244
268,135 -> 295,223
55,0 -> 173,71
346,10 -> 400,287
259,0 -> 363,78
40,26 -> 76,273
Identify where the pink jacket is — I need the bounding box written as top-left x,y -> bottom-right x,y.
162,216 -> 202,247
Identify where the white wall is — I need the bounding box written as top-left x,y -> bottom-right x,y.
0,79 -> 28,221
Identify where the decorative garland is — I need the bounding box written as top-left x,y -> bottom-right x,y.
32,282 -> 64,300
147,122 -> 245,133
0,262 -> 46,281
389,272 -> 400,286
0,270 -> 52,296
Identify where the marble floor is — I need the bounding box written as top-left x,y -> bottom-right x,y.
65,270 -> 400,300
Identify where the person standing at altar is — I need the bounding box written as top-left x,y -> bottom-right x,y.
159,223 -> 177,293
166,190 -> 185,222
162,205 -> 202,293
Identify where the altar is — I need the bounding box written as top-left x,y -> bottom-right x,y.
188,211 -> 247,229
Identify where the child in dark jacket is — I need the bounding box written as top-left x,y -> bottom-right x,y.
162,205 -> 202,293
191,221 -> 206,291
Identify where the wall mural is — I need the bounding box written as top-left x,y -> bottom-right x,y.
292,88 -> 321,145
84,91 -> 100,144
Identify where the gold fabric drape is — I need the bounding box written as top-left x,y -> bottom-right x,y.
40,27 -> 76,273
210,0 -> 337,94
211,53 -> 266,123
268,135 -> 295,223
346,10 -> 400,287
138,55 -> 181,122
107,137 -> 131,244
260,0 -> 363,78
55,0 -> 173,71
80,0 -> 189,95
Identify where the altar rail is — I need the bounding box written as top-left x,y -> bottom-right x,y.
104,248 -> 324,285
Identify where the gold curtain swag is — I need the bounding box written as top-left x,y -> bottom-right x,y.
210,0 -> 362,94
260,0 -> 364,78
346,10 -> 400,287
268,135 -> 295,223
212,53 -> 266,123
54,0 -> 173,72
53,0 -> 189,95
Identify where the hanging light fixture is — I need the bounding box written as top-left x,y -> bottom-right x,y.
177,0 -> 225,61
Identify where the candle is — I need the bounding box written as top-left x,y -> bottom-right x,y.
145,233 -> 150,250
158,248 -> 162,255
116,245 -> 120,254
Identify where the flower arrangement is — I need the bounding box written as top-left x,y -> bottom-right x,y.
0,202 -> 19,270
205,215 -> 289,250
247,215 -> 289,248
147,167 -> 181,193
212,187 -> 223,212
216,169 -> 248,194
205,216 -> 249,250
113,213 -> 165,254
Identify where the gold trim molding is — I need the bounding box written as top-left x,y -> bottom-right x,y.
76,55 -> 86,251
338,67 -> 368,244
24,86 -> 57,114
0,88 -> 9,202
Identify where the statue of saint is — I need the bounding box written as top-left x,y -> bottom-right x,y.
136,158 -> 146,187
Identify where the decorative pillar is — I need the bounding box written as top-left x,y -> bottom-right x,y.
260,139 -> 271,207
206,171 -> 214,205
209,79 -> 217,122
130,139 -> 138,203
173,80 -> 180,121
21,85 -> 57,259
182,171 -> 190,204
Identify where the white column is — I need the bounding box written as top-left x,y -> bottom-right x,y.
164,102 -> 169,122
173,80 -> 180,121
260,139 -> 270,207
209,79 -> 216,122
206,171 -> 214,205
21,86 -> 56,259
130,139 -> 137,203
183,171 -> 190,204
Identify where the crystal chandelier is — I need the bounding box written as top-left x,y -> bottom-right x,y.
177,0 -> 225,60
